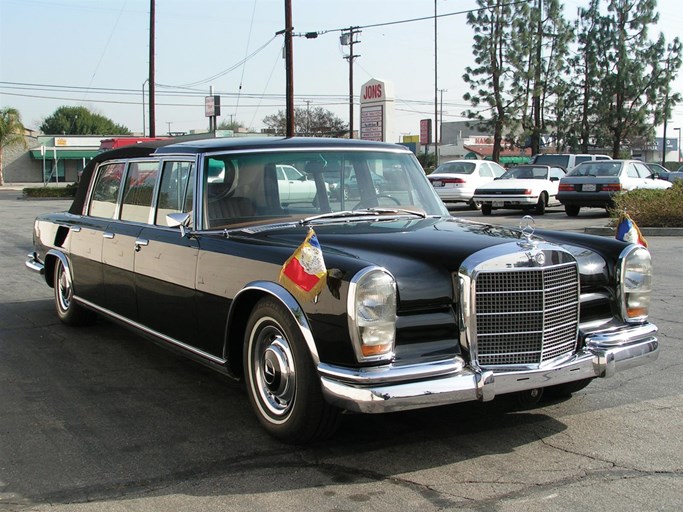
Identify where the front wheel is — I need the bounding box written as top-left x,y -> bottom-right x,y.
53,257 -> 96,326
244,297 -> 340,443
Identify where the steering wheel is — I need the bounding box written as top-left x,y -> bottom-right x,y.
353,194 -> 401,210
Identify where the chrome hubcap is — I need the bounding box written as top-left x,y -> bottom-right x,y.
57,265 -> 72,311
252,322 -> 296,417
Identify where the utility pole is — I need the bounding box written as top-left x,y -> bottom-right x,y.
434,0 -> 439,166
285,0 -> 294,137
341,27 -> 360,139
149,0 -> 156,137
531,0 -> 543,156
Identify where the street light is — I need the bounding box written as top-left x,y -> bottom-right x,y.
674,127 -> 682,163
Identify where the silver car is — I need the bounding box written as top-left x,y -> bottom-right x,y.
558,159 -> 672,216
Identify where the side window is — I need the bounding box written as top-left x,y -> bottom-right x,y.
625,163 -> 640,178
89,162 -> 125,218
550,167 -> 565,180
633,162 -> 651,179
120,161 -> 160,223
491,163 -> 506,178
479,163 -> 493,178
283,165 -> 302,180
575,156 -> 592,165
156,161 -> 195,226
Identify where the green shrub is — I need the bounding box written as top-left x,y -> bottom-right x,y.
22,183 -> 78,198
610,181 -> 683,227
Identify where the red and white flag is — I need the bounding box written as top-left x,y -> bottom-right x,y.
279,228 -> 327,302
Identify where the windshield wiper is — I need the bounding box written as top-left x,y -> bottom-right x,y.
301,208 -> 426,226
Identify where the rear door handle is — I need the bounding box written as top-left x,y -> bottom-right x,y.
103,232 -> 114,239
134,238 -> 149,252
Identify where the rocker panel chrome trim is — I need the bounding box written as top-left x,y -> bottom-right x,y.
74,296 -> 227,365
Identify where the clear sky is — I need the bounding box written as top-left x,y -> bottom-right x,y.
1,0 -> 682,145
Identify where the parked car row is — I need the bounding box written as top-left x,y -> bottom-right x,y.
431,158 -> 673,217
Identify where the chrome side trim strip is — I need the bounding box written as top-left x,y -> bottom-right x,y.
74,296 -> 227,365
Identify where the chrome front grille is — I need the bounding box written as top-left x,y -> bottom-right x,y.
475,262 -> 579,367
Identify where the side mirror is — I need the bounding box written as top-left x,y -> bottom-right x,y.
166,212 -> 192,237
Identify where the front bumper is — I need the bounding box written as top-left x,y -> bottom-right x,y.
476,195 -> 537,207
319,322 -> 658,413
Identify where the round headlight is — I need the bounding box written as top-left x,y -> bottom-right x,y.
347,267 -> 396,362
620,246 -> 652,322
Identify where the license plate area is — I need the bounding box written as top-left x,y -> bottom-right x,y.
492,201 -> 504,207
432,181 -> 443,187
582,183 -> 596,192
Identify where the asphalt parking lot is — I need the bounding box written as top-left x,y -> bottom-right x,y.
0,190 -> 681,511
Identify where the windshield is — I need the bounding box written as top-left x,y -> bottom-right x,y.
567,162 -> 622,177
201,149 -> 447,229
433,161 -> 476,175
500,166 -> 548,180
532,155 -> 570,167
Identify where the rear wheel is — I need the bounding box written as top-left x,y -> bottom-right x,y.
565,204 -> 580,217
535,192 -> 547,215
481,203 -> 492,216
53,257 -> 96,326
244,297 -> 340,443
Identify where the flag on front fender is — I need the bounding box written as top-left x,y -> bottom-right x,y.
616,213 -> 648,247
279,228 -> 327,302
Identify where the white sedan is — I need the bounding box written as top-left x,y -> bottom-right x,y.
473,165 -> 566,216
427,160 -> 506,209
276,164 -> 320,205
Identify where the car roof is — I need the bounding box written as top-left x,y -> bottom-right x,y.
153,136 -> 407,155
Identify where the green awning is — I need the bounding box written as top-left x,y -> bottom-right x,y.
485,156 -> 531,164
30,149 -> 100,160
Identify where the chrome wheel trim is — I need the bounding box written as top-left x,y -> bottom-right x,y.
250,318 -> 296,419
56,262 -> 72,312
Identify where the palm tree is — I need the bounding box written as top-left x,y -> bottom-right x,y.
0,107 -> 27,186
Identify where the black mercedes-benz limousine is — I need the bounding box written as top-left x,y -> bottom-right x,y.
27,136 -> 658,443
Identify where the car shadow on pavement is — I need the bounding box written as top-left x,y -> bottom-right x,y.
1,299 -> 569,507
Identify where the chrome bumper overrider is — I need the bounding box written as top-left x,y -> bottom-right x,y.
25,253 -> 45,274
319,323 -> 658,414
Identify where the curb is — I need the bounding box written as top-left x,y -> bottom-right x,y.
585,226 -> 683,236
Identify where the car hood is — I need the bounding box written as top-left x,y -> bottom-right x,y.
233,215 -> 615,307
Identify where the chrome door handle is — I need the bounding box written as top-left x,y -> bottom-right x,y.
134,238 -> 149,252
103,232 -> 114,239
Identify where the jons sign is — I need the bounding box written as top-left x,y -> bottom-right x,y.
362,83 -> 384,101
